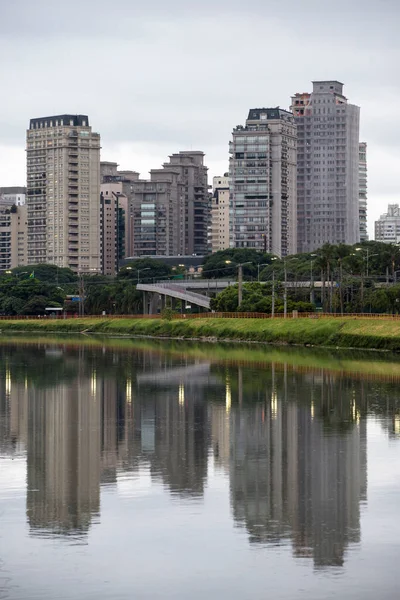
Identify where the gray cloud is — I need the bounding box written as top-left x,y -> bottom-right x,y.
1,0 -> 399,237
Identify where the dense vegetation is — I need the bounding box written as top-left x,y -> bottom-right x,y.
2,240 -> 400,315
203,242 -> 400,314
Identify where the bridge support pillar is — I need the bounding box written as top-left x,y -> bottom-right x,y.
143,292 -> 148,315
150,293 -> 158,315
160,295 -> 166,310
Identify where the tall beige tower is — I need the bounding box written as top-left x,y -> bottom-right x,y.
210,175 -> 230,253
26,115 -> 101,273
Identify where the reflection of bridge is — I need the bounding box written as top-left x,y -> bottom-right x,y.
137,280 -> 327,313
137,363 -> 221,386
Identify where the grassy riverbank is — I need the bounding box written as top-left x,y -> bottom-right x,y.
2,316 -> 400,351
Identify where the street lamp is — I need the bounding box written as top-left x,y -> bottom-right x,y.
310,254 -> 317,304
137,267 -> 150,284
284,257 -> 298,318
257,263 -> 268,282
355,247 -> 378,278
270,257 -> 277,318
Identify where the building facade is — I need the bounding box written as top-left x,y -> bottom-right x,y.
359,142 -> 368,242
375,204 -> 400,243
26,115 -> 101,273
291,81 -> 360,253
100,182 -> 127,276
129,169 -> 184,257
0,187 -> 26,206
210,175 -> 230,253
230,108 -> 297,257
0,198 -> 27,271
101,152 -> 209,259
163,152 -> 209,256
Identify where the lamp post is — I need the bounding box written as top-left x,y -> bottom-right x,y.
137,267 -> 151,284
355,247 -> 378,278
257,263 -> 268,282
283,257 -> 298,318
310,254 -> 317,304
225,261 -> 251,307
237,262 -> 251,306
271,257 -> 277,318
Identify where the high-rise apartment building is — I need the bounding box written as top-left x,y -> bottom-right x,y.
163,152 -> 209,255
100,182 -> 128,275
375,204 -> 400,243
359,142 -> 368,241
102,152 -> 209,259
100,162 -> 140,259
26,115 -> 101,272
0,197 -> 27,271
291,81 -> 360,252
129,168 -> 184,257
210,175 -> 230,253
230,108 -> 297,256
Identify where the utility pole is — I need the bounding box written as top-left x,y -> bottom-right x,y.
284,261 -> 287,318
238,264 -> 243,306
237,262 -> 251,308
78,274 -> 85,317
271,268 -> 275,318
339,258 -> 344,316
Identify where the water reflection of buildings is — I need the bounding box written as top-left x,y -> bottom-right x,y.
211,366 -> 368,568
135,363 -> 215,497
2,343 -> 400,562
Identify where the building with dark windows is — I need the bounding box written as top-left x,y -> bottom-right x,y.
291,81 -> 360,253
26,115 -> 101,272
229,108 -> 297,257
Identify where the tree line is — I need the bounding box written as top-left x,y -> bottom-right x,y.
2,240 -> 400,315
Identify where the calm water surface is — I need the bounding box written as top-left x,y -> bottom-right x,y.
0,338 -> 400,599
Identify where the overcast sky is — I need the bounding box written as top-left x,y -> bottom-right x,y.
1,0 -> 399,237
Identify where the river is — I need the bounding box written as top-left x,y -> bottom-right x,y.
0,337 -> 399,599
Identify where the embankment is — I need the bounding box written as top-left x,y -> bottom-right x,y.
2,317 -> 400,351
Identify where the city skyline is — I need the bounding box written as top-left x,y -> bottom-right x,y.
1,2 -> 400,240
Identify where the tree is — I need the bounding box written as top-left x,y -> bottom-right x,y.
202,248 -> 276,280
117,258 -> 172,283
11,264 -> 77,283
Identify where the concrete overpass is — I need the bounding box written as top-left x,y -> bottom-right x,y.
137,279 -> 327,313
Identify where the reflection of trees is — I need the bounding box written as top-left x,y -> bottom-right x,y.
2,339 -> 400,556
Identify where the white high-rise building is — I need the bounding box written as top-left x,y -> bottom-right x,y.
26,115 -> 101,272
230,108 -> 297,257
375,204 -> 400,244
291,81 -> 360,252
